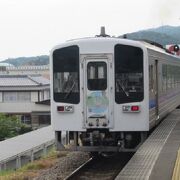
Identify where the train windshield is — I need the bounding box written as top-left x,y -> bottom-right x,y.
115,44 -> 144,104
53,45 -> 80,104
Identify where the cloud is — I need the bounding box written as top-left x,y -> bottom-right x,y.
152,0 -> 180,24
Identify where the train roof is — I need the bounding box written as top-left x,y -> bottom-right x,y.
140,40 -> 180,59
52,36 -> 180,59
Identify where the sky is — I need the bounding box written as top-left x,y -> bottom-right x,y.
0,0 -> 180,61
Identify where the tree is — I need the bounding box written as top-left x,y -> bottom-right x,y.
0,114 -> 32,141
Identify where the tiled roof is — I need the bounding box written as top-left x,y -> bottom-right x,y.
29,75 -> 49,85
0,75 -> 49,87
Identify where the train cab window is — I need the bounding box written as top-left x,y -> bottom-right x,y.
115,44 -> 144,104
87,62 -> 107,90
53,45 -> 80,104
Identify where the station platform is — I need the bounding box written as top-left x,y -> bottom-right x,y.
115,109 -> 180,180
0,126 -> 55,170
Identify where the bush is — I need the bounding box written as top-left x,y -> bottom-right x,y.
0,114 -> 32,141
19,125 -> 32,134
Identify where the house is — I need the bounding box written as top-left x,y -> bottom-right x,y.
0,75 -> 50,128
0,63 -> 50,79
0,63 -> 14,74
6,65 -> 50,79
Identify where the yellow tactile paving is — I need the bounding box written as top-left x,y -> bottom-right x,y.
172,149 -> 180,180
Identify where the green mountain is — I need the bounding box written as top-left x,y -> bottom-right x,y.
2,55 -> 49,67
119,25 -> 180,46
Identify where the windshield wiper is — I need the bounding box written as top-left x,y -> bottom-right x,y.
117,81 -> 129,97
64,81 -> 76,99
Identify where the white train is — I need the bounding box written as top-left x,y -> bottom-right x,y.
50,30 -> 180,152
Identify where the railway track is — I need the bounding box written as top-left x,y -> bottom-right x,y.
64,152 -> 133,180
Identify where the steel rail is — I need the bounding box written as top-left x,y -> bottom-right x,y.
63,153 -> 133,180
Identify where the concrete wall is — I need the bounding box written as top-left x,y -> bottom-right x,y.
0,102 -> 50,113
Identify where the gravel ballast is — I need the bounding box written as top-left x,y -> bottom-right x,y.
33,152 -> 90,180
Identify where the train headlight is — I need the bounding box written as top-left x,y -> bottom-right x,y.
57,105 -> 74,113
174,45 -> 179,52
65,105 -> 74,112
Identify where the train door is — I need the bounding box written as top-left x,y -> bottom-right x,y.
83,56 -> 113,129
155,60 -> 159,121
149,60 -> 159,124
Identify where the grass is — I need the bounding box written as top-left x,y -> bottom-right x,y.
0,170 -> 14,176
0,149 -> 68,180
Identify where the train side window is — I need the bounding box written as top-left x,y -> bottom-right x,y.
87,62 -> 107,90
53,45 -> 80,104
115,44 -> 144,104
162,64 -> 167,92
167,65 -> 172,90
149,65 -> 153,91
162,64 -> 180,92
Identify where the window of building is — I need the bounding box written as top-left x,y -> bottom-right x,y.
3,92 -> 31,102
21,115 -> 31,124
0,66 -> 6,71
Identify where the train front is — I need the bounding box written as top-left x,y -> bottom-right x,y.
51,38 -> 149,153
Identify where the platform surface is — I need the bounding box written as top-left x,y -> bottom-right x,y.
116,109 -> 180,180
0,126 -> 54,162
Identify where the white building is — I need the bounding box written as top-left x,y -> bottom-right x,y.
6,65 -> 50,79
0,75 -> 50,128
0,63 -> 50,79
